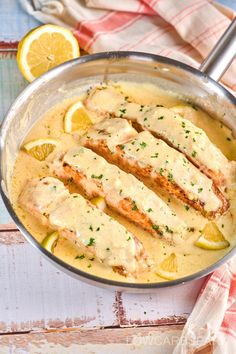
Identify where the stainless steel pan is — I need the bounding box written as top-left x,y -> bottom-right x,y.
1,19 -> 236,291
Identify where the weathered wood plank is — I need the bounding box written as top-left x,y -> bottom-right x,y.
0,42 -> 18,51
0,239 -> 118,333
0,325 -> 184,354
115,278 -> 204,327
0,230 -> 205,333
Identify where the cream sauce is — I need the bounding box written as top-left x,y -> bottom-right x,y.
85,118 -> 137,152
85,120 -> 221,213
50,194 -> 145,275
121,131 -> 221,212
18,177 -> 70,220
61,146 -> 185,240
20,177 -> 147,276
10,81 -> 236,283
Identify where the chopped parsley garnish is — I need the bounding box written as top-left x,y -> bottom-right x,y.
96,227 -> 100,232
165,226 -> 173,234
159,168 -> 164,176
144,117 -> 148,121
89,225 -> 93,231
106,247 -> 110,251
187,227 -> 195,232
52,185 -> 57,190
124,96 -> 129,101
151,153 -> 159,158
147,208 -> 153,212
168,172 -> 173,181
87,237 -> 95,246
152,225 -> 159,231
119,144 -> 125,150
158,116 -> 164,120
139,105 -> 144,112
132,201 -> 138,211
127,236 -> 131,241
75,254 -> 85,260
181,122 -> 186,128
91,174 -> 103,179
156,104 -> 164,107
226,137 -> 231,141
184,205 -> 190,211
87,264 -> 92,268
119,108 -> 126,117
198,188 -> 203,193
140,141 -> 147,148
192,151 -> 197,158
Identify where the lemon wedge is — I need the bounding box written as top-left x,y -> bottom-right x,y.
156,253 -> 178,280
195,222 -> 230,250
90,197 -> 106,211
41,231 -> 59,253
17,24 -> 80,82
64,101 -> 92,133
23,138 -> 59,161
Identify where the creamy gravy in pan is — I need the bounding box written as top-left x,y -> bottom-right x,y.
10,81 -> 236,283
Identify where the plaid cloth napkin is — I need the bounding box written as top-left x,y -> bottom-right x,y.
20,0 -> 236,91
173,259 -> 236,353
20,1 -> 236,352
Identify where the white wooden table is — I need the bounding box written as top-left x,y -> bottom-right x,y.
0,1 -> 235,352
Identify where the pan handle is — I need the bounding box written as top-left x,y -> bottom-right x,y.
199,18 -> 236,81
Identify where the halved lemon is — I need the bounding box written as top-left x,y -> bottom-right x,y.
23,138 -> 59,161
90,197 -> 106,211
17,24 -> 80,82
41,231 -> 59,253
195,222 -> 230,250
156,253 -> 178,280
64,101 -> 92,133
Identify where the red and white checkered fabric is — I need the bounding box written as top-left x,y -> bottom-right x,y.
21,0 -> 236,91
173,259 -> 236,353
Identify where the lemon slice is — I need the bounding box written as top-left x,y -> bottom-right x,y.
90,197 -> 106,211
156,253 -> 178,280
17,24 -> 80,82
64,101 -> 92,133
41,231 -> 59,253
23,138 -> 59,161
195,222 -> 230,250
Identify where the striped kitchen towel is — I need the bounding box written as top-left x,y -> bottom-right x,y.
20,0 -> 236,92
173,258 -> 236,354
